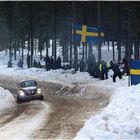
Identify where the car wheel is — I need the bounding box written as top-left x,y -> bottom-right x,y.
17,97 -> 22,103
39,95 -> 44,100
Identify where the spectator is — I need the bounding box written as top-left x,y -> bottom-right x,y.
38,62 -> 42,68
99,61 -> 108,80
109,61 -> 122,82
8,60 -> 12,68
27,54 -> 30,68
50,56 -> 54,69
44,56 -> 51,71
79,58 -> 85,72
33,59 -> 38,68
56,56 -> 62,69
17,59 -> 23,68
122,58 -> 129,76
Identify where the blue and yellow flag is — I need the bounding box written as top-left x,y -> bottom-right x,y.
129,60 -> 140,85
73,24 -> 104,43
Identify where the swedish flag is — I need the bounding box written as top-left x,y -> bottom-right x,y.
129,60 -> 140,85
73,24 -> 104,43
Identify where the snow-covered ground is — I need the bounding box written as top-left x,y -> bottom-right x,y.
0,101 -> 50,139
0,43 -> 140,139
0,87 -> 16,116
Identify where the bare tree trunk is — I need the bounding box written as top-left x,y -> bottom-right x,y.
28,35 -> 30,54
39,26 -> 43,60
14,36 -> 17,60
21,40 -> 24,62
53,2 -> 57,62
112,36 -> 115,61
82,42 -> 85,60
88,43 -> 92,58
46,40 -> 49,57
117,2 -> 121,62
72,1 -> 78,71
85,43 -> 88,61
108,38 -> 109,52
134,38 -> 139,60
9,41 -> 12,62
128,33 -> 131,60
30,4 -> 34,67
70,23 -> 72,68
52,40 -> 54,57
97,1 -> 101,62
62,39 -> 65,62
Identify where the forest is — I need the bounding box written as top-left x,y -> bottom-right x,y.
0,1 -> 140,67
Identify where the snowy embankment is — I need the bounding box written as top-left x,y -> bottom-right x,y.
74,77 -> 140,140
0,87 -> 16,116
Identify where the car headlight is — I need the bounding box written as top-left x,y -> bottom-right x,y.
19,90 -> 25,96
37,88 -> 41,94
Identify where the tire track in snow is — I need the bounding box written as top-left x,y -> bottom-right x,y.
32,83 -> 110,139
0,101 -> 50,139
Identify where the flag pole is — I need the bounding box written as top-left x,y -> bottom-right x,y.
128,75 -> 131,87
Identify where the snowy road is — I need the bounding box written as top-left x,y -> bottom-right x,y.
0,77 -> 110,139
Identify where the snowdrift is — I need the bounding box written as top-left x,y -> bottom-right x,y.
74,78 -> 140,140
0,87 -> 16,116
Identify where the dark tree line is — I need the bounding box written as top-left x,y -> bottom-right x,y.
0,1 -> 140,67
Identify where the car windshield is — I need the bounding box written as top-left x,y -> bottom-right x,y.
21,80 -> 37,88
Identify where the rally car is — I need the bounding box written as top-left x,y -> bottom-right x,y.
17,79 -> 44,103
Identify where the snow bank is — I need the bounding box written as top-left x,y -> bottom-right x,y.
74,81 -> 140,140
0,87 -> 16,116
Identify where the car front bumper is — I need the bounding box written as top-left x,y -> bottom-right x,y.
17,94 -> 44,102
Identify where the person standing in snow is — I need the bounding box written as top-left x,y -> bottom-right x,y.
121,58 -> 130,76
79,58 -> 85,72
17,59 -> 23,68
56,56 -> 62,69
99,61 -> 108,80
109,61 -> 122,82
7,60 -> 12,68
50,56 -> 54,69
33,59 -> 38,68
44,56 -> 51,71
27,54 -> 30,68
87,54 -> 96,76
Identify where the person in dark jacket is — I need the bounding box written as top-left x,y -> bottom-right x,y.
87,54 -> 96,76
44,56 -> 51,71
8,60 -> 12,68
38,62 -> 42,68
99,61 -> 108,80
50,56 -> 54,69
27,54 -> 30,68
17,59 -> 23,68
56,56 -> 62,69
109,61 -> 122,82
73,61 -> 78,73
33,59 -> 38,68
94,62 -> 100,78
121,58 -> 129,76
79,58 -> 85,72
